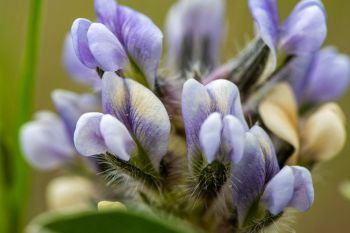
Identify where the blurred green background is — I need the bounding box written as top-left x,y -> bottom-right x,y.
1,0 -> 350,232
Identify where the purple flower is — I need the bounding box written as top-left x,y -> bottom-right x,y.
166,0 -> 225,73
249,0 -> 327,66
71,0 -> 163,88
286,47 -> 350,103
20,91 -> 100,170
232,126 -> 314,223
74,72 -> 171,170
182,79 -> 248,166
20,112 -> 75,170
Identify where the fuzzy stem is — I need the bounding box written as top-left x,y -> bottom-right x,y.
104,153 -> 163,192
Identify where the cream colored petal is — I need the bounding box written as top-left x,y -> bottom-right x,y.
301,103 -> 346,161
259,82 -> 300,164
46,176 -> 95,212
98,201 -> 127,211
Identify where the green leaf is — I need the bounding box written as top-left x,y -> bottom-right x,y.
26,210 -> 198,233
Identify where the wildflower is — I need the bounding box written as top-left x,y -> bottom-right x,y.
286,47 -> 350,104
20,91 -> 99,169
166,0 -> 224,73
71,0 -> 163,88
249,0 -> 327,66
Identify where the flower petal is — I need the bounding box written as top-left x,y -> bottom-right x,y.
117,6 -> 163,88
100,114 -> 136,161
232,131 -> 266,224
303,47 -> 350,103
206,80 -> 248,130
222,115 -> 245,164
250,125 -> 279,180
94,0 -> 118,34
261,166 -> 295,215
248,0 -> 279,68
182,79 -> 212,159
279,0 -> 327,55
102,72 -> 170,169
166,0 -> 225,71
63,35 -> 101,88
301,103 -> 346,161
20,112 -> 75,170
74,112 -> 107,156
199,113 -> 223,163
87,23 -> 128,71
259,82 -> 300,164
52,90 -> 100,140
71,18 -> 97,68
288,166 -> 314,212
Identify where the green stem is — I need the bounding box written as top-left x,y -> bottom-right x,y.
11,0 -> 44,232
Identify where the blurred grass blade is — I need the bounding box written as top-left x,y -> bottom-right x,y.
12,0 -> 44,232
26,210 -> 198,233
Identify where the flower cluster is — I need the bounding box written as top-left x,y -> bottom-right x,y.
20,0 -> 349,232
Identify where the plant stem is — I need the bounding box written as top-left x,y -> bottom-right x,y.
11,0 -> 44,232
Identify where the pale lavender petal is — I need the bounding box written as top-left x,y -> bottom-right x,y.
262,166 -> 314,215
52,90 -> 100,140
199,113 -> 223,163
248,0 -> 279,67
279,0 -> 327,55
288,166 -> 314,212
206,80 -> 249,130
100,114 -> 136,161
20,112 -> 75,170
261,166 -> 295,215
249,125 -> 279,181
166,0 -> 224,70
182,79 -> 211,158
303,47 -> 350,102
71,18 -> 97,68
117,6 -> 163,88
63,35 -> 101,88
232,132 -> 266,224
94,0 -> 118,34
87,23 -> 128,71
74,112 -> 107,156
222,115 -> 245,164
102,72 -> 170,169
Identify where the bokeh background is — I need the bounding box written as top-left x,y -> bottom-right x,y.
1,0 -> 350,232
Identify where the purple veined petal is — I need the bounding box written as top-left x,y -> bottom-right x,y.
94,0 -> 118,34
166,0 -> 225,70
182,79 -> 212,159
248,0 -> 279,68
52,90 -> 100,141
74,112 -> 107,157
303,47 -> 350,103
20,111 -> 75,170
102,72 -> 171,169
71,18 -> 98,68
117,6 -> 163,89
206,80 -> 249,130
288,166 -> 314,212
232,132 -> 266,224
100,114 -> 136,161
249,125 -> 279,181
261,166 -> 295,215
222,115 -> 245,164
63,35 -> 101,89
199,112 -> 223,163
279,0 -> 327,55
87,23 -> 128,72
